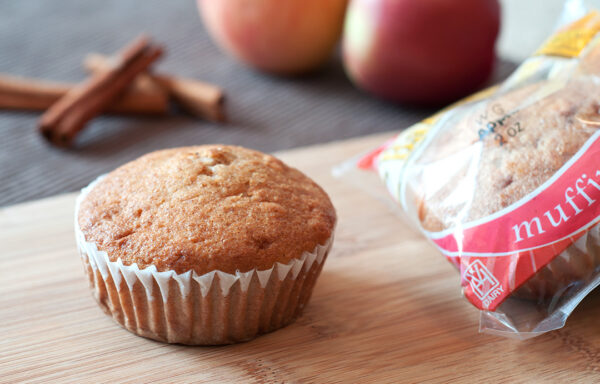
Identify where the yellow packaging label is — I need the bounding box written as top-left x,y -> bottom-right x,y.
536,11 -> 600,58
380,123 -> 429,162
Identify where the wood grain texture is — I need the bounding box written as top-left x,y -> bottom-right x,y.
2,133 -> 600,383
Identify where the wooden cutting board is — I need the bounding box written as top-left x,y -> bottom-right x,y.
2,133 -> 600,383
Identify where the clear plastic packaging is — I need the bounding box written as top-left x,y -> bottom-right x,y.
338,3 -> 600,339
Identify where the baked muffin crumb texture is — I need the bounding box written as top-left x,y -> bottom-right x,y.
78,145 -> 336,275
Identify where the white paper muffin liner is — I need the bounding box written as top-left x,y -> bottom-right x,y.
75,177 -> 333,345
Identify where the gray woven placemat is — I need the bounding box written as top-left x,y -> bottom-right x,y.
0,0 -> 516,207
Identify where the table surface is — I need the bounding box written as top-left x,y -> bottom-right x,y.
4,134 -> 600,383
0,0 -> 545,207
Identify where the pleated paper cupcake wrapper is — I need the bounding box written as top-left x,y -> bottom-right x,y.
75,176 -> 333,345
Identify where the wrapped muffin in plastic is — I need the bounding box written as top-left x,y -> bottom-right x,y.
347,9 -> 600,338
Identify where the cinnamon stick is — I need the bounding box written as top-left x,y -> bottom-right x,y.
0,74 -> 168,115
84,53 -> 225,122
39,36 -> 164,147
155,73 -> 226,122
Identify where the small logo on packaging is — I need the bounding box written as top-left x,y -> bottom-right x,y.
463,260 -> 500,300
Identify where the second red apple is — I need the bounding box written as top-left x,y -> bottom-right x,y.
343,0 -> 501,105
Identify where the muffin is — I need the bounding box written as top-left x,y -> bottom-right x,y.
75,145 -> 336,344
414,76 -> 600,301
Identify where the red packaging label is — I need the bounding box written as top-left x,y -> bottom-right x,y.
426,131 -> 600,310
357,136 -> 397,170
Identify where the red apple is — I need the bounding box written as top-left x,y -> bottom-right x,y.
342,0 -> 501,105
198,0 -> 348,75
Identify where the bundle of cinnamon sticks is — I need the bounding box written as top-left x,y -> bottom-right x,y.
0,35 -> 225,147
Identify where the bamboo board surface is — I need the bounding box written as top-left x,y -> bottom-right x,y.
2,133 -> 600,383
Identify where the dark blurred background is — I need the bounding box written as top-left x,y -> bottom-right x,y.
0,0 -> 558,206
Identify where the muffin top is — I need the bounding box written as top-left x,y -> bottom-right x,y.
77,145 -> 336,275
416,78 -> 600,232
